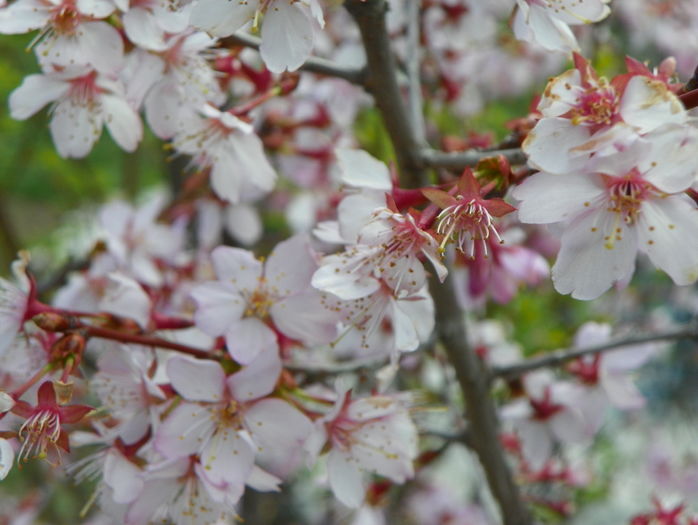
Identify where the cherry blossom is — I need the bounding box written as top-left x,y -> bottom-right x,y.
113,0 -> 190,51
0,0 -> 123,73
500,371 -> 590,470
306,387 -> 418,508
12,381 -> 93,466
0,254 -> 32,357
312,207 -> 446,301
9,67 -> 142,158
173,104 -> 277,204
514,125 -> 698,299
155,352 -> 312,501
192,234 -> 336,363
524,55 -> 687,174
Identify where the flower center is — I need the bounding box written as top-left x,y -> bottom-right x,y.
18,409 -> 62,464
436,197 -> 500,257
244,286 -> 273,319
50,3 -> 81,35
570,88 -> 617,127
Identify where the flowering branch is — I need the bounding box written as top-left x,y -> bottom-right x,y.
491,325 -> 698,382
421,148 -> 528,170
219,32 -> 367,86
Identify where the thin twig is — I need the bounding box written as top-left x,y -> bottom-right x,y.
406,0 -> 426,146
344,0 -> 427,188
491,325 -> 698,382
421,148 -> 527,170
219,32 -> 367,86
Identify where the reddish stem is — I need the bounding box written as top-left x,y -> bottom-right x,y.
83,325 -> 215,360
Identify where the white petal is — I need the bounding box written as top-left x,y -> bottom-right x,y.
335,149 -> 392,190
513,172 -> 605,224
225,317 -> 278,364
50,99 -> 102,158
523,118 -> 591,174
260,1 -> 314,73
265,234 -> 316,297
0,438 -> 13,480
225,204 -> 262,246
620,76 -> 685,134
9,74 -> 68,120
327,450 -> 365,508
167,356 -> 225,402
638,196 -> 698,286
102,94 -> 142,152
123,8 -> 167,50
191,282 -> 246,336
552,209 -> 638,300
190,0 -> 256,36
78,21 -> 125,74
211,245 -> 263,288
227,348 -> 281,401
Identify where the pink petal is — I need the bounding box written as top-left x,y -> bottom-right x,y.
227,349 -> 281,402
225,317 -> 278,365
167,356 -> 225,402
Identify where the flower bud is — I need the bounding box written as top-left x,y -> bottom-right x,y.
32,312 -> 73,332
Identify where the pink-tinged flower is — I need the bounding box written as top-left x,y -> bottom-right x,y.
98,196 -> 185,287
330,282 -> 435,355
190,0 -> 324,73
453,226 -> 549,305
129,32 -> 224,139
514,125 -> 698,300
192,235 -> 336,364
9,68 -> 142,159
423,169 -> 516,257
500,371 -> 590,470
113,0 -> 189,51
155,353 -> 312,499
12,381 -> 93,466
173,104 -> 277,204
306,388 -> 418,508
312,208 -> 446,302
0,0 -> 122,73
91,346 -> 165,444
125,456 -> 239,525
524,55 -> 687,174
567,322 -> 659,433
512,0 -> 610,53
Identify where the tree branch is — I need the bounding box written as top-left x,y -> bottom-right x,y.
429,279 -> 533,525
421,148 -> 527,169
491,325 -> 698,382
405,0 -> 426,146
344,0 -> 427,187
219,32 -> 367,86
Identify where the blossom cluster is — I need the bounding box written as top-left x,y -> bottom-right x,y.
1,0 -> 698,523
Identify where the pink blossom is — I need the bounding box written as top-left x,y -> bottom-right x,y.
192,235 -> 336,363
9,68 -> 142,158
156,352 -> 312,498
173,104 -> 277,204
306,387 -> 418,508
514,125 -> 698,299
0,0 -> 123,73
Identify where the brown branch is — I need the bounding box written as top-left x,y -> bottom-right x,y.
405,0 -> 426,146
491,325 -> 698,382
219,32 -> 367,86
344,0 -> 427,187
82,324 -> 217,360
421,148 -> 527,170
430,279 -> 533,525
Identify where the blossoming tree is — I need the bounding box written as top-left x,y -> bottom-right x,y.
1,0 -> 698,523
